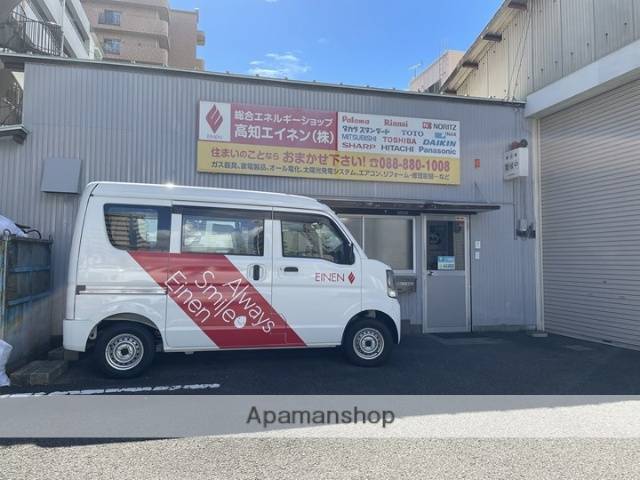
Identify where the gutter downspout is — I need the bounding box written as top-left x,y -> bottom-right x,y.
59,0 -> 66,57
531,118 -> 545,333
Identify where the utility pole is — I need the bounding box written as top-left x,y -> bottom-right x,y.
59,0 -> 66,56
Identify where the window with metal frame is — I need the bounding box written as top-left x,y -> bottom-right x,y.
278,212 -> 353,265
104,204 -> 171,252
0,65 -> 24,127
180,207 -> 266,256
426,220 -> 465,271
103,38 -> 121,54
340,215 -> 415,272
99,10 -> 121,26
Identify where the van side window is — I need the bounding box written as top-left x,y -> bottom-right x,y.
104,204 -> 171,251
278,213 -> 352,265
180,207 -> 266,256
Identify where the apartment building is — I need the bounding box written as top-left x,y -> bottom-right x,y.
81,0 -> 205,69
0,0 -> 99,143
0,0 -> 97,59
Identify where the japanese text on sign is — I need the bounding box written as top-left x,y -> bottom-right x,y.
197,101 -> 460,185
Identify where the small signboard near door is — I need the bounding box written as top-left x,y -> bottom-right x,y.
437,256 -> 456,271
424,216 -> 469,333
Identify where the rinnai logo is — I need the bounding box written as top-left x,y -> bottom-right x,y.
206,105 -> 224,133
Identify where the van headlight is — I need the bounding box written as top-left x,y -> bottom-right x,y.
386,270 -> 397,298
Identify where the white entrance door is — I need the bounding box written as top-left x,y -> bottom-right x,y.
423,215 -> 470,333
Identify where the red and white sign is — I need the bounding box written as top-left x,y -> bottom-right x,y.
199,102 -> 231,142
231,103 -> 336,150
199,102 -> 337,150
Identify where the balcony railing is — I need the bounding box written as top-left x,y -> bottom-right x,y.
0,9 -> 63,56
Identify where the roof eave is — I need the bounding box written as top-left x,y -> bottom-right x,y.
441,0 -> 524,94
0,52 -> 525,107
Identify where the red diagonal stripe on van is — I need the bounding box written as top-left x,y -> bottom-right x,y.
130,251 -> 306,348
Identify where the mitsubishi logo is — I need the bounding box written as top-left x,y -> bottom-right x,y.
348,272 -> 356,284
206,105 -> 224,133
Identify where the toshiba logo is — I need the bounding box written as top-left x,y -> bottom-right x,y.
206,105 -> 224,133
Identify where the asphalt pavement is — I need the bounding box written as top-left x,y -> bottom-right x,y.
3,332 -> 640,479
2,438 -> 640,480
3,332 -> 640,395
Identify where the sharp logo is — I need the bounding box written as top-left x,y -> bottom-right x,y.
206,105 -> 224,133
348,272 -> 356,284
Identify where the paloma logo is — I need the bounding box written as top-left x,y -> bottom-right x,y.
206,104 -> 224,133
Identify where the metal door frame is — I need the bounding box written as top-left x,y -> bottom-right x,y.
421,214 -> 471,333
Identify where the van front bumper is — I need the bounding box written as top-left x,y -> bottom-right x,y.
63,319 -> 94,352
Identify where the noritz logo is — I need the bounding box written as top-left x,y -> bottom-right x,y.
206,104 -> 224,133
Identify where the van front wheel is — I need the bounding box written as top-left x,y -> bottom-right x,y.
343,319 -> 393,367
94,323 -> 155,378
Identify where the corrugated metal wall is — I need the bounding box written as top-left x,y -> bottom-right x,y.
455,0 -> 640,100
0,58 -> 536,335
540,78 -> 640,348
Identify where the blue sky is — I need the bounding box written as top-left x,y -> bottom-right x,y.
170,0 -> 503,89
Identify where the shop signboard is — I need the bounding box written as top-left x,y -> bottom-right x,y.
437,256 -> 456,271
197,101 -> 460,185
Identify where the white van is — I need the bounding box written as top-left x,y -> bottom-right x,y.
64,182 -> 401,377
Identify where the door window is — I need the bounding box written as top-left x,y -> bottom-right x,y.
104,204 -> 170,251
427,220 -> 465,271
180,207 -> 266,256
279,213 -> 352,265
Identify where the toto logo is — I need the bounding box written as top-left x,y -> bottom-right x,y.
206,105 -> 224,133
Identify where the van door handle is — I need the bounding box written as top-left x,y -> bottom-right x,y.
249,264 -> 264,281
283,266 -> 298,273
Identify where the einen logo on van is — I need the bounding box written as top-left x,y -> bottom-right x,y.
315,272 -> 356,284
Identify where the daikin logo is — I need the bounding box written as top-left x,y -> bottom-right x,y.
206,104 -> 224,133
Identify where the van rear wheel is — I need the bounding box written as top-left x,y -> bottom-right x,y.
343,319 -> 393,367
94,323 -> 155,378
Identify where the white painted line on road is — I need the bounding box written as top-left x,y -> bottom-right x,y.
0,383 -> 221,397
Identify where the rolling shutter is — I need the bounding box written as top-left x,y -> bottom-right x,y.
540,78 -> 640,348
